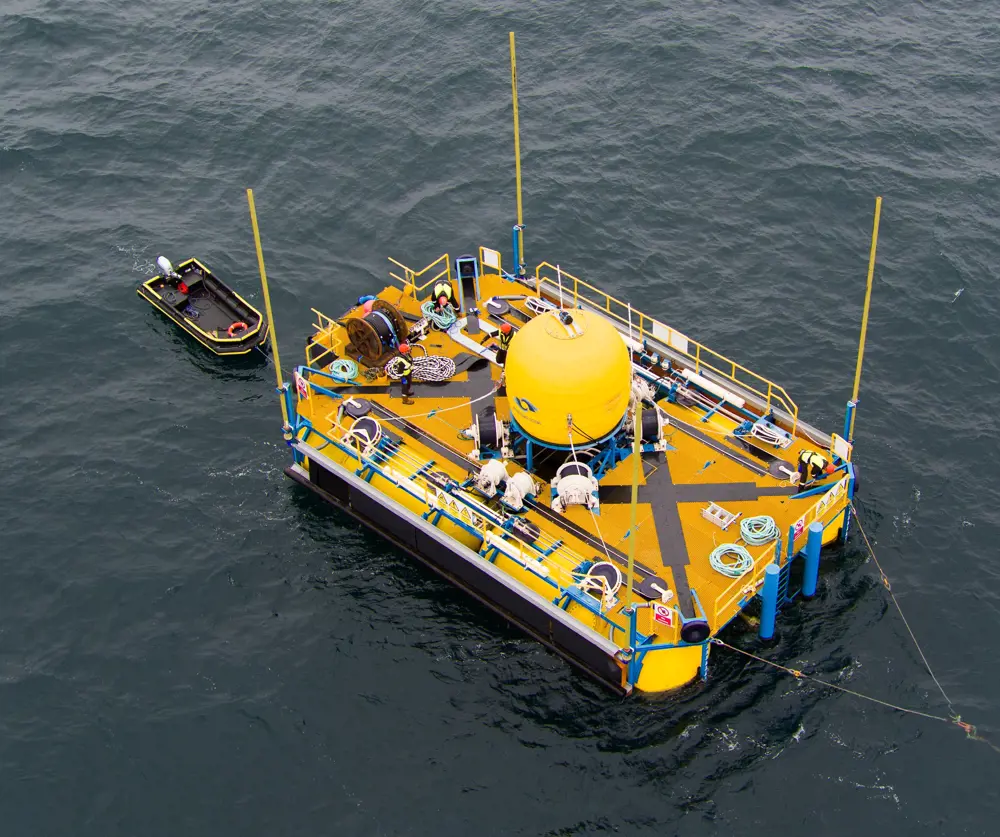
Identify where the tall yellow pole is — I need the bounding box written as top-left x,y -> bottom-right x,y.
849,196 -> 882,440
625,406 -> 641,610
246,188 -> 290,429
509,31 -> 525,271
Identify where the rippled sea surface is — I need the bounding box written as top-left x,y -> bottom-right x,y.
2,1 -> 999,834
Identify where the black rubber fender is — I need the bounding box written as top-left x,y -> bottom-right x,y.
680,619 -> 710,644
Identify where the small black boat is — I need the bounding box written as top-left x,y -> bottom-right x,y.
138,257 -> 268,356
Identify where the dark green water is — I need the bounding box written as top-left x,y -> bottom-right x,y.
2,1 -> 998,834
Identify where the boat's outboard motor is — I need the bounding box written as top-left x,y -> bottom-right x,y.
156,256 -> 180,278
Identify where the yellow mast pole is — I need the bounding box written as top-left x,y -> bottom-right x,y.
625,405 -> 641,611
246,188 -> 290,430
509,31 -> 525,273
849,196 -> 882,440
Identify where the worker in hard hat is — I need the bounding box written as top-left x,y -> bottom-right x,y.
495,322 -> 513,365
796,449 -> 835,488
432,281 -> 460,314
397,343 -> 414,405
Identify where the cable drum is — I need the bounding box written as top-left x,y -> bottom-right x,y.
740,515 -> 779,546
384,355 -> 456,381
709,544 -> 754,578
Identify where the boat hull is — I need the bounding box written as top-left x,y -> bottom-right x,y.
285,445 -> 631,694
138,258 -> 269,356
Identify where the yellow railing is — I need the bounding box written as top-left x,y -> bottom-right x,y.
711,540 -> 779,627
534,262 -> 799,428
710,475 -> 850,625
783,475 -> 850,558
387,253 -> 452,298
310,307 -> 345,357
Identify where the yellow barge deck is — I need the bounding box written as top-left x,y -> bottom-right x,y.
281,252 -> 856,694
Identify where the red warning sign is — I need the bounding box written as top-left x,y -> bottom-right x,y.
652,603 -> 674,627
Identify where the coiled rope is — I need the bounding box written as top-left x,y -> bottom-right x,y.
709,544 -> 754,578
420,300 -> 457,330
383,355 -> 456,381
740,514 -> 779,546
330,359 -> 359,382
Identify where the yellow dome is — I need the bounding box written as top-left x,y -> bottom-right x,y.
505,308 -> 632,446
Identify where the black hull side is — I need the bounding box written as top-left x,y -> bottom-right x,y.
285,455 -> 629,694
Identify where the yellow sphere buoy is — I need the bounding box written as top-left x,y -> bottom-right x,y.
505,308 -> 632,445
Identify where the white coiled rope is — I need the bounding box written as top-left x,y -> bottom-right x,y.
740,514 -> 779,546
420,300 -> 457,330
383,355 -> 457,381
709,544 -> 754,578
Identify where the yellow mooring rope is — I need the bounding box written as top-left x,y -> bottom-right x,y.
710,502 -> 999,754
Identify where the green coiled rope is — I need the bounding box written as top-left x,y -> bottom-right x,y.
709,544 -> 754,578
330,358 -> 359,383
421,300 -> 457,330
740,514 -> 779,546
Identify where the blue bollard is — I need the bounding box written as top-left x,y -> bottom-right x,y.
803,521 -> 823,598
760,564 -> 780,640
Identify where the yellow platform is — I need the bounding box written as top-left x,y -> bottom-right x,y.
287,251 -> 853,693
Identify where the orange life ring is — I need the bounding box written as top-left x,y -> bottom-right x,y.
227,321 -> 249,337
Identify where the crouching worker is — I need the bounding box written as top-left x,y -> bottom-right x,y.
397,343 -> 414,405
432,281 -> 461,314
796,449 -> 835,489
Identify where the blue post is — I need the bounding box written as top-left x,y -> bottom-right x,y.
843,399 -> 856,444
760,564 -> 780,640
786,524 -> 796,561
511,224 -> 525,277
802,521 -> 823,597
627,607 -> 639,687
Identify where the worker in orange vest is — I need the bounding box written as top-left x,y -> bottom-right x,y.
495,322 -> 513,365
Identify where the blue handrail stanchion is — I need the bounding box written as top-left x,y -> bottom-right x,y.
760,564 -> 780,640
803,521 -> 823,598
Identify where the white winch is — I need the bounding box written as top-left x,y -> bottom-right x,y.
475,458 -> 509,498
551,461 -> 600,514
502,470 -> 539,511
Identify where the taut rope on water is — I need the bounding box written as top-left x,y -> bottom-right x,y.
710,502 -> 998,754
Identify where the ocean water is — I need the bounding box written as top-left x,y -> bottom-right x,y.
1,1 -> 998,834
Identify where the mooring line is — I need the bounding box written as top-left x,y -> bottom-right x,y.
709,637 -> 953,723
849,502 -> 956,716
710,503 -> 999,754
710,638 -> 998,752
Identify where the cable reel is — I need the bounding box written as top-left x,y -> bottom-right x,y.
580,561 -> 622,610
468,409 -> 507,461
345,299 -> 409,364
551,462 -> 599,514
346,416 -> 383,457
